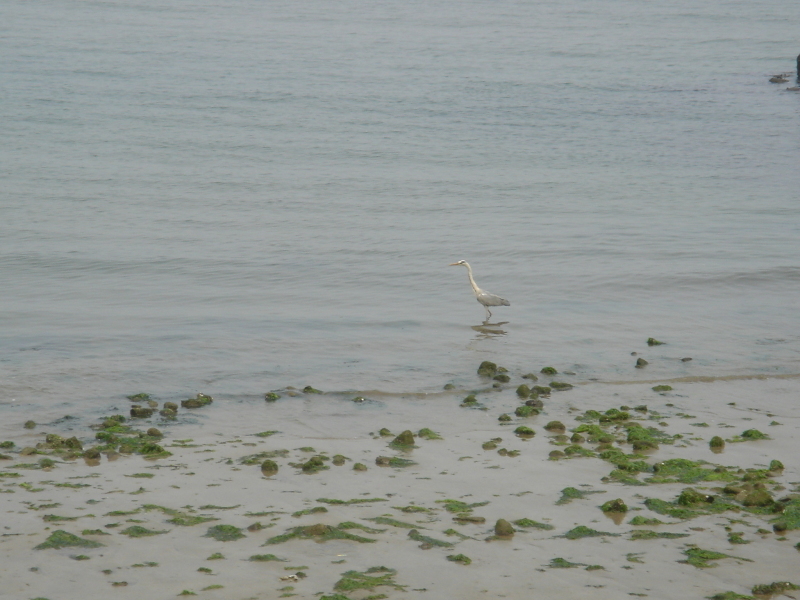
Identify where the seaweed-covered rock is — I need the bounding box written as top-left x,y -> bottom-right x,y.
24,420 -> 36,429
531,386 -> 551,396
205,525 -> 245,541
64,437 -> 83,450
521,373 -> 539,381
540,367 -> 557,375
635,358 -> 648,368
769,460 -> 784,472
710,436 -> 725,449
332,455 -> 347,466
477,361 -> 498,377
260,460 -> 279,475
516,385 -> 531,398
391,430 -> 415,447
549,381 -> 573,391
652,385 -> 672,392
417,428 -> 442,440
35,530 -> 104,550
515,405 -> 539,418
751,582 -> 800,596
182,393 -> 213,408
130,406 -> 154,418
741,489 -> 774,507
146,428 -> 162,438
570,433 -> 585,444
544,421 -> 565,433
83,448 -> 102,460
303,386 -> 322,394
514,426 -> 535,437
353,463 -> 367,472
494,519 -> 514,537
264,392 -> 281,401
601,499 -> 628,513
498,413 -> 512,422
647,338 -> 664,346
493,373 -> 510,383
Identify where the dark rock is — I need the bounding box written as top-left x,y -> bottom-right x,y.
494,519 -> 514,537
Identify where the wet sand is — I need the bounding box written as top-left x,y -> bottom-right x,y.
1,371 -> 798,600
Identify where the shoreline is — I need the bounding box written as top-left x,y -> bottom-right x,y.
1,367 -> 798,600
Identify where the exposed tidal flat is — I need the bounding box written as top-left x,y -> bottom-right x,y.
1,359 -> 799,600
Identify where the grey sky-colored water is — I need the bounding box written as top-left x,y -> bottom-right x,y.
1,0 -> 799,413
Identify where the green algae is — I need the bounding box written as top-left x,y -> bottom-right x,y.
240,449 -> 290,464
142,504 -> 218,526
120,525 -> 169,537
293,455 -> 329,474
682,547 -> 751,568
42,514 -> 82,522
564,445 -> 595,457
647,459 -> 737,484
333,566 -> 406,593
728,532 -> 749,544
549,557 -> 585,568
707,593 -> 755,600
367,516 -> 418,529
206,553 -> 224,560
652,385 -> 673,392
417,428 -> 443,440
556,487 -> 605,505
199,504 -> 240,510
512,518 -> 554,530
264,392 -> 281,401
729,430 -> 770,442
393,505 -> 432,514
601,499 -> 628,513
514,425 -> 535,436
337,521 -> 386,535
375,456 -> 416,468
254,431 -> 280,438
125,473 -> 154,478
35,530 -> 104,550
477,361 -> 498,377
647,338 -> 664,345
514,405 -> 539,418
390,430 -> 416,448
249,554 -> 286,562
437,499 -> 489,513
751,582 -> 799,595
265,524 -> 377,545
770,497 -> 800,531
549,381 -> 573,391
408,529 -> 454,547
205,525 -> 246,541
563,525 -> 620,539
292,506 -> 328,517
261,459 -> 279,474
447,554 -> 472,565
629,530 -> 689,540
629,516 -> 665,526
353,462 -> 368,471
516,384 -> 531,398
317,497 -> 388,505
540,367 -> 557,375
126,393 -> 151,401
82,529 -> 110,535
493,373 -> 510,383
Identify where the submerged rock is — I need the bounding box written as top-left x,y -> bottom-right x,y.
477,361 -> 498,377
494,519 -> 514,537
540,367 -> 557,375
182,393 -> 213,409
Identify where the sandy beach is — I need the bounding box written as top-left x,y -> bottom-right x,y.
1,365 -> 798,600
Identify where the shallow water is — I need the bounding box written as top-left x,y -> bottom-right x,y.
2,0 -> 800,415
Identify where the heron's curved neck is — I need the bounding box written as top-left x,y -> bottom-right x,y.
464,263 -> 481,295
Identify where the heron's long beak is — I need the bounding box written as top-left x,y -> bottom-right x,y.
448,262 -> 460,266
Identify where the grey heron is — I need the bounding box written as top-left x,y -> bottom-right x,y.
449,260 -> 510,320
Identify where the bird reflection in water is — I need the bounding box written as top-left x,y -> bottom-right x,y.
472,320 -> 509,339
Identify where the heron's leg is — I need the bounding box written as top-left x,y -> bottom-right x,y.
485,307 -> 492,320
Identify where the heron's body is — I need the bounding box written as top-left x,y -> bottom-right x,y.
449,260 -> 510,320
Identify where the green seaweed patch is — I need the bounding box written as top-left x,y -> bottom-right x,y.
125,473 -> 155,478
514,425 -> 536,437
375,456 -> 416,468
389,430 -> 416,449
207,552 -> 224,560
601,499 -> 628,513
513,518 -> 554,530
339,521 -> 386,534
647,459 -> 736,484
681,547 -> 751,568
254,431 -> 280,438
751,582 -> 800,596
82,529 -> 111,535
562,525 -> 620,539
770,497 -> 800,531
549,557 -> 586,568
729,429 -> 770,442
205,525 -> 245,541
317,497 -> 388,505
447,554 -> 471,565
265,524 -> 377,545
0,472 -> 21,478
393,505 -> 432,514
333,566 -> 406,593
142,504 -> 218,526
249,554 -> 287,562
239,450 -> 290,465
290,455 -> 329,474
550,381 -> 573,391
707,593 -> 754,600
630,529 -> 689,540
652,385 -> 672,392
408,529 -> 453,547
514,406 -> 539,418
556,487 -> 605,505
367,516 -> 418,529
417,428 -> 443,440
629,516 -> 665,526
564,445 -> 595,458
293,506 -> 328,518
42,514 -> 84,522
436,499 -> 489,514
120,525 -> 169,537
647,338 -> 664,346
199,504 -> 240,510
728,532 -> 749,544
35,530 -> 104,550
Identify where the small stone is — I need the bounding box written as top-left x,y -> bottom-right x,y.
681,357 -> 692,362
130,406 -> 154,418
477,361 -> 498,377
146,428 -> 162,438
24,420 -> 36,429
494,519 -> 514,537
260,460 -> 279,475
353,462 -> 367,471
392,430 -> 415,446
635,358 -> 648,368
709,436 -> 725,449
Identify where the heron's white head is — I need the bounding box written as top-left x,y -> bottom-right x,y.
449,260 -> 467,267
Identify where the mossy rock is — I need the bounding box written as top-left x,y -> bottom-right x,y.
769,460 -> 784,471
521,373 -> 539,381
447,553 -> 472,565
391,430 -> 416,448
741,489 -> 773,507
260,460 -> 279,475
516,385 -> 531,398
35,530 -> 104,550
513,518 -> 554,530
264,392 -> 281,401
515,405 -> 539,418
120,525 -> 169,538
710,436 -> 725,449
540,367 -> 557,375
494,519 -> 514,537
332,454 -> 347,466
563,525 -> 620,539
146,428 -> 162,438
205,525 -> 245,542
417,428 -> 442,440
549,381 -> 573,391
652,385 -> 672,392
493,373 -> 510,383
353,463 -> 367,472
248,554 -> 286,562
299,455 -> 329,474
531,385 -> 551,396
601,499 -> 628,513
751,582 -> 800,596
677,488 -> 712,506
514,426 -> 535,437
182,393 -> 213,408
378,428 -> 393,437
740,429 -> 768,440
24,420 -> 36,429
477,361 -> 498,377
544,421 -> 565,432
375,456 -> 415,468
303,385 -> 323,394
498,413 -> 512,422
647,338 -> 664,346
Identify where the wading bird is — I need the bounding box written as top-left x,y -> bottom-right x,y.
449,260 -> 510,320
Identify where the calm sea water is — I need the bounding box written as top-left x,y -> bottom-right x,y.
2,0 -> 799,416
